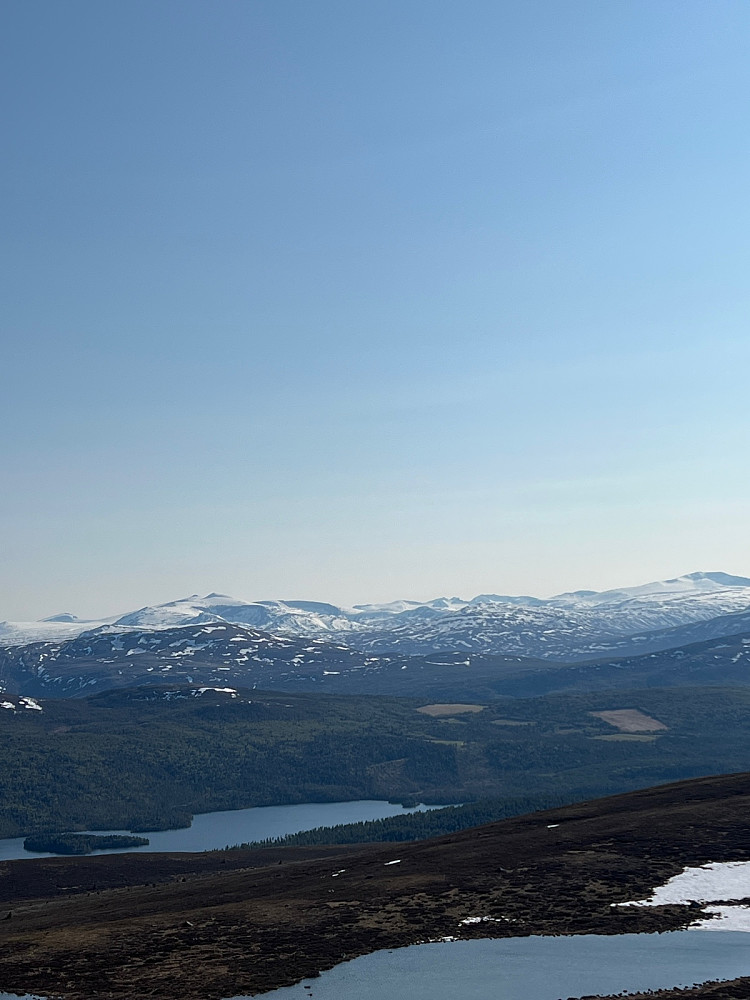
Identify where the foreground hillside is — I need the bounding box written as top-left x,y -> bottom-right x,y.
5,772 -> 750,998
6,683 -> 750,837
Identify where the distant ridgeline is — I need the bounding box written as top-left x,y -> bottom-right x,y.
23,833 -> 149,855
224,794 -> 588,849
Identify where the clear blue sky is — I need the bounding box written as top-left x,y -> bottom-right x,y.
3,0 -> 750,618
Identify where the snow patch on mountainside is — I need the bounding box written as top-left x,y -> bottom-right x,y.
619,860 -> 750,932
623,861 -> 750,906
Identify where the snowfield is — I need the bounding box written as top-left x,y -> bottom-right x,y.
619,861 -> 750,932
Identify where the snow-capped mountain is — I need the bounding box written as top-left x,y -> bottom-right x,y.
0,616 -> 116,646
0,621 -> 382,698
5,612 -> 750,702
547,572 -> 750,607
3,572 -> 750,661
0,621 -> 534,700
346,603 -> 750,660
338,574 -> 750,659
114,593 -> 355,634
4,572 -> 750,700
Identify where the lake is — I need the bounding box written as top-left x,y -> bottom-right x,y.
5,932 -> 750,1000
0,799 -> 439,861
232,931 -> 750,1000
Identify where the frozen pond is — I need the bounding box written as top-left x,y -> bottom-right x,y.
233,931 -> 750,1000
0,800 -> 440,861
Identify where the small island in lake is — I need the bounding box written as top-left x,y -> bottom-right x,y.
23,833 -> 149,855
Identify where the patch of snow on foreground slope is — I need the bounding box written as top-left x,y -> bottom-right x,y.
692,906 -> 750,931
619,861 -> 750,931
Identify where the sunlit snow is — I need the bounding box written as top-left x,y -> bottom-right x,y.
624,862 -> 750,907
619,861 -> 750,931
691,906 -> 750,931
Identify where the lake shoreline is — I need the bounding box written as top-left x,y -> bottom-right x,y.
6,773 -> 750,999
0,799 -> 445,862
591,975 -> 750,999
245,934 -> 750,1000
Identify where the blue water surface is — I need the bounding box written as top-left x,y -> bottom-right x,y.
231,931 -> 750,1000
0,799 -> 440,860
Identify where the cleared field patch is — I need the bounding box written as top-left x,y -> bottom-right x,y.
491,718 -> 534,727
417,703 -> 485,717
591,709 -> 668,733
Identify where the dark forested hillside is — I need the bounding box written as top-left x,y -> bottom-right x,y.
230,795 -> 579,848
3,684 -> 750,838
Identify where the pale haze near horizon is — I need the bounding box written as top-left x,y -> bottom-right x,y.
3,1 -> 750,621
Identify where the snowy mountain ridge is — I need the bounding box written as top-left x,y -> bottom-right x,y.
2,571 -> 750,653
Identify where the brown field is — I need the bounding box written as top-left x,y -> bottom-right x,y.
417,703 -> 485,716
591,709 -> 668,733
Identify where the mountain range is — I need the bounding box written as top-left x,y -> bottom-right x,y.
5,570 -> 750,646
3,572 -> 750,699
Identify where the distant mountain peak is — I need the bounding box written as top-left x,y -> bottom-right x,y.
678,571 -> 750,587
41,613 -> 80,623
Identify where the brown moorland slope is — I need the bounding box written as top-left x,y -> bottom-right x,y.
4,772 -> 750,999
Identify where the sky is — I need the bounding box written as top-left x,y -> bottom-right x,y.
3,0 -> 750,619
